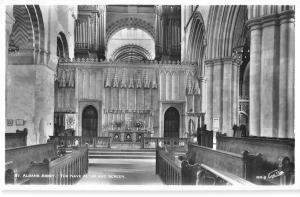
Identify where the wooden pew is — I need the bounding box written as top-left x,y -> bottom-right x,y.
156,146 -> 255,185
5,142 -> 57,184
28,146 -> 89,185
197,128 -> 213,148
216,133 -> 295,185
5,129 -> 28,148
186,143 -> 261,183
196,164 -> 254,185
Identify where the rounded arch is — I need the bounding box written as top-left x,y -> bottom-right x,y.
10,5 -> 34,49
9,5 -> 45,63
82,105 -> 98,138
106,17 -> 155,43
164,107 -> 180,138
111,44 -> 152,62
57,32 -> 69,58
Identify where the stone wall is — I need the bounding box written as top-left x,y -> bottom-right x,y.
6,5 -> 77,145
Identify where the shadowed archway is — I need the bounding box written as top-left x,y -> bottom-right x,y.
82,105 -> 98,138
164,107 -> 180,138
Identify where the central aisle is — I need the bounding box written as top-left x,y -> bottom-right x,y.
77,158 -> 163,185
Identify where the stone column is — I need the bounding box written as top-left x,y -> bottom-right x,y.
199,76 -> 206,114
286,12 -> 295,138
205,60 -> 213,130
232,49 -> 243,128
277,11 -> 295,138
248,9 -> 294,137
248,21 -> 262,136
222,58 -> 233,135
278,14 -> 289,138
260,16 -> 280,137
212,59 -> 223,132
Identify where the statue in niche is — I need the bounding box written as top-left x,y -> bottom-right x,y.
120,80 -> 127,88
113,78 -> 119,88
113,71 -> 119,88
65,69 -> 70,87
186,74 -> 194,95
59,69 -> 66,87
136,77 -> 142,88
68,70 -> 75,87
120,71 -> 127,88
144,78 -> 150,88
194,80 -> 201,95
128,77 -> 134,88
152,73 -> 158,89
187,82 -> 194,95
105,78 -> 111,88
105,71 -> 111,88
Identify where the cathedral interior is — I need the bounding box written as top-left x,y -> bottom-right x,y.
5,5 -> 295,186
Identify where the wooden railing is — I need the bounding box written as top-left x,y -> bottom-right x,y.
156,148 -> 182,185
49,136 -> 189,151
28,146 -> 89,185
49,136 -> 111,148
143,137 -> 189,151
216,133 -> 295,185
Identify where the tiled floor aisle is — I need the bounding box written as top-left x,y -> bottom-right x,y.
77,158 -> 163,185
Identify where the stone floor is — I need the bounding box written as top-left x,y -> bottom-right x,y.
77,158 -> 163,185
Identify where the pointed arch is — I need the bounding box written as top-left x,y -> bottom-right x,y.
206,5 -> 248,60
186,11 -> 206,76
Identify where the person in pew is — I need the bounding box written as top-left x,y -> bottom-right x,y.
240,125 -> 249,137
197,124 -> 208,146
232,124 -> 238,137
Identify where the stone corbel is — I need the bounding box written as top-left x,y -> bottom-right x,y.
193,80 -> 201,95
232,46 -> 244,67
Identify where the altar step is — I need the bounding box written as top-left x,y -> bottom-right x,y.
66,148 -> 156,160
89,152 -> 156,159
